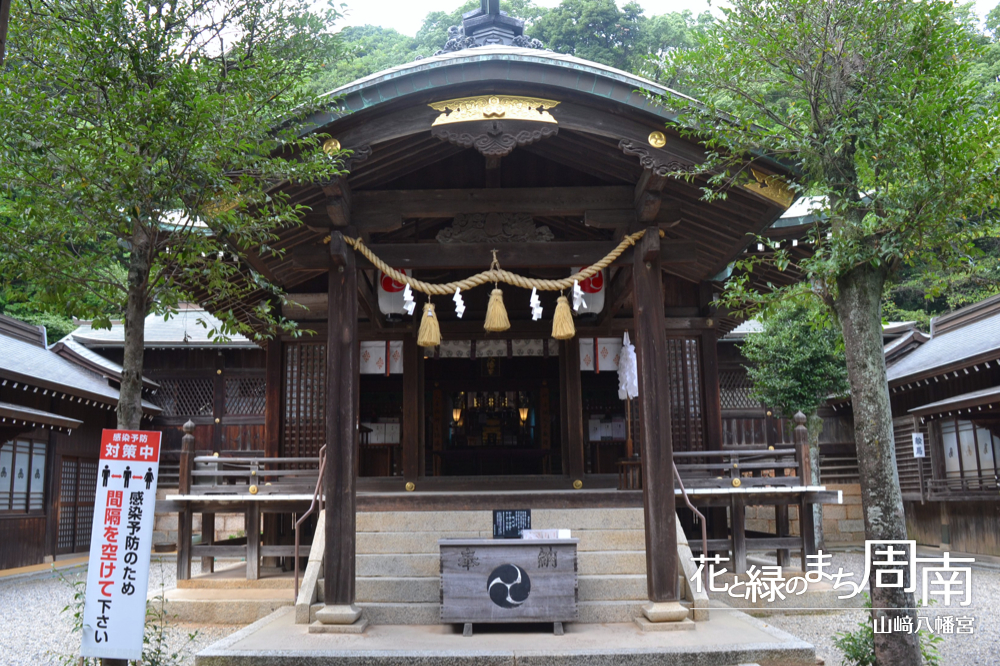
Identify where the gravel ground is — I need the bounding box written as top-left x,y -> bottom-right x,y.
0,558 -> 232,666
3,550 -> 998,665
762,551 -> 1000,665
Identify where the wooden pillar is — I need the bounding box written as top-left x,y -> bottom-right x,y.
560,337 -> 585,483
794,412 -> 817,571
632,227 -> 679,603
730,495 -> 747,574
403,336 -> 421,481
324,233 -> 359,608
262,340 -> 283,568
201,512 -> 215,573
264,339 -> 282,458
177,420 -> 195,581
775,504 -> 791,568
700,328 -> 722,451
246,502 -> 260,580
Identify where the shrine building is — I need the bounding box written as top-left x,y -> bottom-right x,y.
165,1 -> 839,641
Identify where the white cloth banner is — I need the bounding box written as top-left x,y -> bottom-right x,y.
579,337 -> 623,372
360,341 -> 403,375
81,430 -> 161,661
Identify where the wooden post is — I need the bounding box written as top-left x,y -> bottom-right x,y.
262,340 -> 282,568
264,339 -> 282,458
323,232 -> 360,615
794,412 -> 817,571
700,328 -> 723,450
177,420 -> 195,581
561,337 -> 585,483
246,502 -> 260,580
775,504 -> 790,568
402,336 -> 420,481
632,227 -> 679,605
201,512 -> 215,573
730,495 -> 747,574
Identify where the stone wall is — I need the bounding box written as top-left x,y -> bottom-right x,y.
152,489 -> 244,547
742,483 -> 864,547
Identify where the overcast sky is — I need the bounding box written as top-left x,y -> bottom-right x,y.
338,0 -> 998,36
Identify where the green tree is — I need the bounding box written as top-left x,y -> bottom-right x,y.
311,25 -> 418,94
741,302 -> 849,549
530,0 -> 644,71
0,0 -> 347,430
658,1 -> 999,662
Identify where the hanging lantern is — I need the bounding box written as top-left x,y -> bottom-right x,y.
571,267 -> 605,314
377,269 -> 412,319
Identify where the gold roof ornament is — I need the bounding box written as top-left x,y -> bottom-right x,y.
648,131 -> 667,148
742,168 -> 795,208
322,138 -> 341,155
430,95 -> 560,126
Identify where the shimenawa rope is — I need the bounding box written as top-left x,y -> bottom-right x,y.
326,228 -> 665,295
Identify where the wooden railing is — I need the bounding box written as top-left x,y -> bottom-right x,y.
618,445 -> 809,491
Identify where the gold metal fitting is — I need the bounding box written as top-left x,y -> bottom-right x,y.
323,138 -> 341,155
213,452 -> 219,457
648,131 -> 667,148
732,478 -> 741,488
572,479 -> 583,490
733,463 -> 739,468
216,369 -> 222,375
249,484 -> 259,495
250,470 -> 256,476
405,482 -> 415,492
215,418 -> 220,424
768,445 -> 774,451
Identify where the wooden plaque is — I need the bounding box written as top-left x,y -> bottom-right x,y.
440,538 -> 578,624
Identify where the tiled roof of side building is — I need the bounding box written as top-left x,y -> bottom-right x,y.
71,309 -> 257,349
886,307 -> 1000,385
0,315 -> 160,413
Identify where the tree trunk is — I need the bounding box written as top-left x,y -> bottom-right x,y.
806,411 -> 824,550
117,232 -> 150,431
833,261 -> 921,666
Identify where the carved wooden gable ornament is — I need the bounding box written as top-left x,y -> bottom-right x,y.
429,95 -> 560,158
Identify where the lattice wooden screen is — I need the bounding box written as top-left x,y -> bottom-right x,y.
57,458 -> 97,554
56,459 -> 77,553
225,377 -> 266,415
283,342 -> 327,457
155,378 -> 214,417
719,369 -> 762,411
667,338 -> 705,452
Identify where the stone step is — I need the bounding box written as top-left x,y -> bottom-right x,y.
355,550 -> 648,577
159,587 -> 294,624
356,529 -> 645,555
349,600 -> 685,625
355,508 -> 645,533
322,573 -> 660,605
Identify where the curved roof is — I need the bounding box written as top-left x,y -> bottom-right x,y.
314,45 -> 692,126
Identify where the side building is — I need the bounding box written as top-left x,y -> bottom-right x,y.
830,295 -> 1000,557
0,314 -> 160,569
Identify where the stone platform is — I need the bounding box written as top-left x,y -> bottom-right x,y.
195,605 -> 816,666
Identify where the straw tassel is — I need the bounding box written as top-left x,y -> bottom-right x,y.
551,295 -> 575,340
484,288 -> 511,332
417,302 -> 441,347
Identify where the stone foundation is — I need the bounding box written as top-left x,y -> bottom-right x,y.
742,483 -> 864,546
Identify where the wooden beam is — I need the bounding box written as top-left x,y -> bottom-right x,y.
584,209 -> 636,229
324,232 -> 358,607
353,187 -> 634,218
632,226 -> 679,603
286,240 -> 699,272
